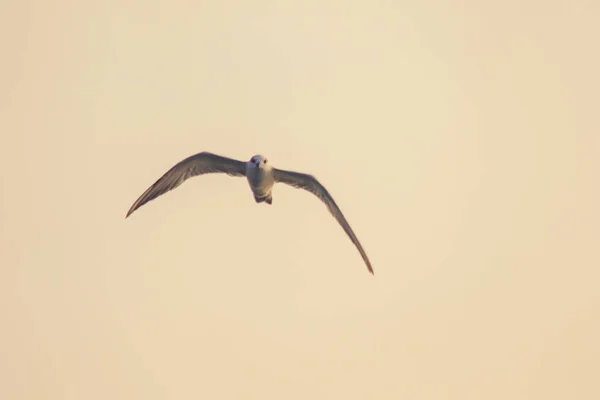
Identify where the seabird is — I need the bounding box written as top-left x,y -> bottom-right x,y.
126,152 -> 373,274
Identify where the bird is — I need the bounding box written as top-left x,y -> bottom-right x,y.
126,151 -> 373,274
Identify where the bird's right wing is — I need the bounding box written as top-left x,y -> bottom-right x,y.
126,152 -> 246,218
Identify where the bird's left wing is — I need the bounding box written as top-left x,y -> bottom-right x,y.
126,152 -> 246,218
272,167 -> 374,274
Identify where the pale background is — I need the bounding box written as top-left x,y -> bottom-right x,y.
1,1 -> 599,399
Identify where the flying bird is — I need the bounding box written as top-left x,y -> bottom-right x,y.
126,152 -> 373,274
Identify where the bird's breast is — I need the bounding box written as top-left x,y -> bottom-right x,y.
246,168 -> 275,195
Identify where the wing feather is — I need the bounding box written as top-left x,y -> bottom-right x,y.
273,168 -> 374,274
126,152 -> 246,218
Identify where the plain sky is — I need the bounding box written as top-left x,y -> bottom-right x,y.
1,1 -> 599,399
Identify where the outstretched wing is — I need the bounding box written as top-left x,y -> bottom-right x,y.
272,168 -> 373,274
126,152 -> 246,218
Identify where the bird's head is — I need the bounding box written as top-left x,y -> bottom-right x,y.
249,154 -> 269,169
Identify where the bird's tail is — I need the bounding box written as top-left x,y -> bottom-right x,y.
254,194 -> 273,205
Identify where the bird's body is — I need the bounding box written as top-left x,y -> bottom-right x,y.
245,155 -> 275,204
126,152 -> 373,274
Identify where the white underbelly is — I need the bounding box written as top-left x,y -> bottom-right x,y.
246,169 -> 275,196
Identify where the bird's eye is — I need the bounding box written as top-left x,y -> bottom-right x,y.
264,159 -> 268,164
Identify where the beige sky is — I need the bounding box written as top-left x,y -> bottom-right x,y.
1,1 -> 599,399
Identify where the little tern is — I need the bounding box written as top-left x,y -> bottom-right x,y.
126,152 -> 373,274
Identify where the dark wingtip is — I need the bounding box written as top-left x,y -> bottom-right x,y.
125,207 -> 135,219
356,254 -> 374,275
126,200 -> 142,218
365,260 -> 374,275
